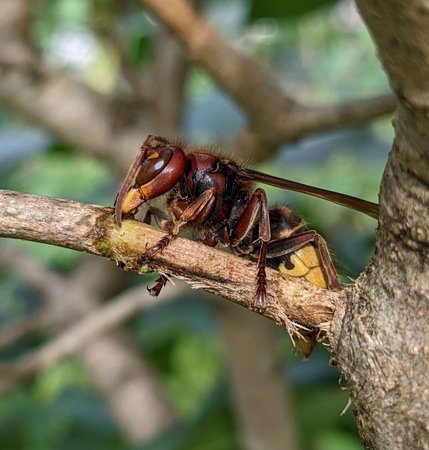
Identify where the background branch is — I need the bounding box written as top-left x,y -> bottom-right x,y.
0,245 -> 179,443
0,282 -> 181,390
217,302 -> 299,450
139,0 -> 395,150
0,0 -> 395,170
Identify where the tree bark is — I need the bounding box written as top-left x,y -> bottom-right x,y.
0,189 -> 340,337
330,2 -> 429,448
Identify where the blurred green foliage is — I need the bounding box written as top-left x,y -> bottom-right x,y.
0,0 -> 393,449
249,0 -> 339,20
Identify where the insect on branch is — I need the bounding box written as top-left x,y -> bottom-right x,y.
0,189 -> 341,343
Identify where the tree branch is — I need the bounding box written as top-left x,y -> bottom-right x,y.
0,189 -> 340,336
327,1 -> 429,448
282,93 -> 396,139
0,282 -> 182,391
0,1 -> 395,170
0,64 -> 142,172
138,0 -> 296,131
139,0 -> 395,147
237,91 -> 396,159
0,310 -> 57,349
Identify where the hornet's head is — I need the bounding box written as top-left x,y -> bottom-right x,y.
114,135 -> 186,225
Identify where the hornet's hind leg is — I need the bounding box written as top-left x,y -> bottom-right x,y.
230,188 -> 271,312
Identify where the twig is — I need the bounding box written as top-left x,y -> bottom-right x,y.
286,93 -> 396,139
0,245 -> 179,441
0,243 -> 186,352
0,311 -> 57,349
238,93 -> 396,160
0,282 -> 181,392
0,189 -> 340,333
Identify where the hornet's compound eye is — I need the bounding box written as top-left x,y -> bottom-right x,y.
135,148 -> 174,186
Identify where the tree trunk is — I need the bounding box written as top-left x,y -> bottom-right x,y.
330,2 -> 429,448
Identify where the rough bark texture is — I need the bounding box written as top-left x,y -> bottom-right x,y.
330,2 -> 429,448
0,189 -> 340,336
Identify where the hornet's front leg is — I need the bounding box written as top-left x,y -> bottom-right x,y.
140,187 -> 217,263
147,274 -> 169,297
137,190 -> 215,297
141,208 -> 171,297
141,206 -> 176,258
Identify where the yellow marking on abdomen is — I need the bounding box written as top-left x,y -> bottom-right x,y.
278,244 -> 328,288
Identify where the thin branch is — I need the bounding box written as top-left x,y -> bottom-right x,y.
138,0 -> 295,131
239,93 -> 396,160
0,244 -> 185,353
0,311 -> 57,349
0,245 -> 179,441
0,189 -> 340,334
279,93 -> 397,140
138,0 -> 395,146
0,282 -> 182,392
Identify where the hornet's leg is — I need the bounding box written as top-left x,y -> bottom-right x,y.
230,188 -> 271,312
147,274 -> 169,297
141,207 -> 173,297
142,206 -> 171,229
141,187 -> 217,261
138,190 -> 216,297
